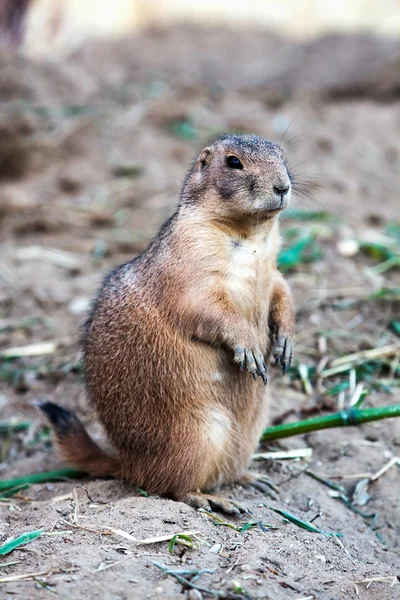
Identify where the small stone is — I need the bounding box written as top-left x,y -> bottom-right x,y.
230,580 -> 243,593
337,239 -> 359,257
309,313 -> 321,326
188,590 -> 203,600
209,543 -> 222,554
68,296 -> 90,315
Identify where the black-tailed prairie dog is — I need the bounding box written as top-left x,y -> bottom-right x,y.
40,134 -> 295,514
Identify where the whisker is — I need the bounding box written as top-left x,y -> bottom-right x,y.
290,170 -> 325,184
279,114 -> 299,148
281,134 -> 306,154
287,161 -> 326,210
292,186 -> 326,211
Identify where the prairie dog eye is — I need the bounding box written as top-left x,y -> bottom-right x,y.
226,155 -> 243,170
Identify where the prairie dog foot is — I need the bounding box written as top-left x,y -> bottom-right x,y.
237,471 -> 279,500
177,492 -> 248,515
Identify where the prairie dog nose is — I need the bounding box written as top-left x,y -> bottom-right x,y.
273,184 -> 290,197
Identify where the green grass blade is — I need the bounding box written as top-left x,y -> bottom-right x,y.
304,470 -> 346,494
281,209 -> 330,221
278,234 -> 314,272
390,320 -> 400,336
200,509 -> 239,530
0,468 -> 85,492
270,507 -> 321,532
369,287 -> 400,301
0,421 -> 31,434
168,534 -> 194,554
0,529 -> 42,555
270,508 -> 342,537
358,241 -> 396,262
0,483 -> 30,498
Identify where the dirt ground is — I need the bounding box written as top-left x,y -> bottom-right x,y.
0,26 -> 400,599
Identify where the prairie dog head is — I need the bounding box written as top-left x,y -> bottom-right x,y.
183,134 -> 291,223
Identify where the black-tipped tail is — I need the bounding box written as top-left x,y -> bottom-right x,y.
37,401 -> 79,435
37,401 -> 121,478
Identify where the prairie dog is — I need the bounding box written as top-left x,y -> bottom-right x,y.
40,134 -> 295,514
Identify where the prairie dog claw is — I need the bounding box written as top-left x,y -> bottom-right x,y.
273,333 -> 293,375
180,492 -> 248,515
234,346 -> 268,384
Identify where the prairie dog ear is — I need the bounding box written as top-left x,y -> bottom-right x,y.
198,147 -> 212,169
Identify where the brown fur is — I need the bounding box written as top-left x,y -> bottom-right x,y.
41,134 -> 295,513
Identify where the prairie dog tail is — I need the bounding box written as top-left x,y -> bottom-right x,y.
38,402 -> 121,478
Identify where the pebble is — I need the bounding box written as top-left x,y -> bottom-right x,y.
336,239 -> 359,257
188,590 -> 203,600
68,296 -> 90,315
230,579 -> 243,592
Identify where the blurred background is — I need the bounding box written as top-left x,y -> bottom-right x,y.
12,0 -> 400,56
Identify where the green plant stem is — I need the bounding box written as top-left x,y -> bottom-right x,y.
0,421 -> 31,434
0,468 -> 85,492
261,404 -> 400,442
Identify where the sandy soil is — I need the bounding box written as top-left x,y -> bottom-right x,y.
0,26 -> 399,599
